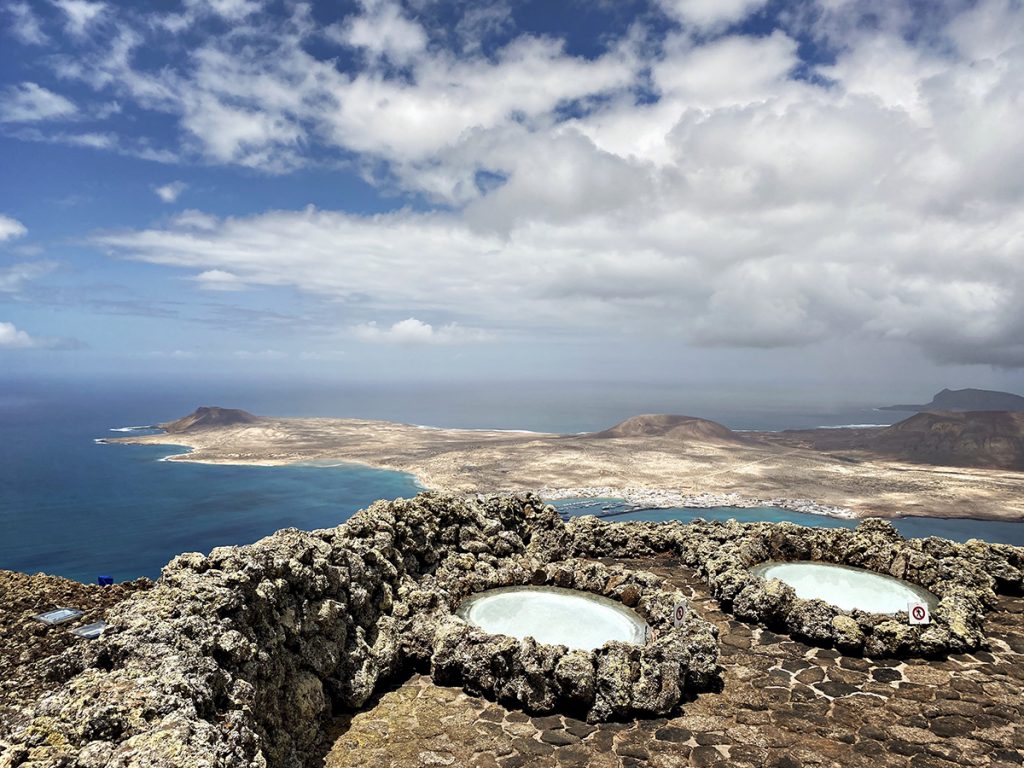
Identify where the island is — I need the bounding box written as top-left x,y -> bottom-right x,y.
881,387 -> 1024,412
109,407 -> 1024,521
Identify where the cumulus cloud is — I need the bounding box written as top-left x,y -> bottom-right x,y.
27,0 -> 1024,367
154,181 -> 187,203
332,0 -> 428,64
0,321 -> 81,350
0,215 -> 28,242
657,0 -> 770,30
0,322 -> 38,349
352,318 -> 491,345
0,83 -> 77,123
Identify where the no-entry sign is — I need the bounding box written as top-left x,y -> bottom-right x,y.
672,599 -> 688,628
908,602 -> 931,625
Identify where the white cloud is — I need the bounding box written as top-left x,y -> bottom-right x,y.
0,321 -> 79,350
352,318 -> 491,345
191,269 -> 246,291
0,261 -> 56,292
657,0 -> 769,30
0,322 -> 39,349
185,0 -> 262,20
0,83 -> 77,123
332,0 -> 428,64
180,93 -> 304,170
52,0 -> 106,36
171,210 -> 219,230
5,2 -> 50,45
0,215 -> 28,242
154,181 -> 187,203
32,0 -> 1024,367
55,131 -> 115,148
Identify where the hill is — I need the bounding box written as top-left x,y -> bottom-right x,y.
865,411 -> 1024,470
161,406 -> 261,433
767,411 -> 1024,470
588,414 -> 742,442
881,388 -> 1024,412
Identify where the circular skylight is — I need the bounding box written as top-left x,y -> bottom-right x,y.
751,561 -> 939,614
456,586 -> 649,651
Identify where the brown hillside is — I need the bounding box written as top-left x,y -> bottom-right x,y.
865,410 -> 1024,470
588,414 -> 742,442
161,406 -> 261,434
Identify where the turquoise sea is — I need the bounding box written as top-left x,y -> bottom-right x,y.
553,499 -> 1024,546
0,383 -> 421,583
1,378 -> 1021,583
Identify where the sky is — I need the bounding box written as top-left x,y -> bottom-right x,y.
1,0 -> 1023,401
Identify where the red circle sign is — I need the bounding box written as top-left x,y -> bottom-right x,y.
911,605 -> 926,621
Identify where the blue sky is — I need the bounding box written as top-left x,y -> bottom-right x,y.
1,0 -> 1023,398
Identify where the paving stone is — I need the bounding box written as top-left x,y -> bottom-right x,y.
654,726 -> 692,743
615,742 -> 650,760
540,730 -> 579,746
511,736 -> 555,757
872,667 -> 903,683
930,715 -> 975,738
689,746 -> 724,766
563,720 -> 596,740
816,681 -> 859,698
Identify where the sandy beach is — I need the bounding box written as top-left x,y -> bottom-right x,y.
110,414 -> 1024,521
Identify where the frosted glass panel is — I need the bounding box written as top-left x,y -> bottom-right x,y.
751,561 -> 938,614
457,586 -> 648,650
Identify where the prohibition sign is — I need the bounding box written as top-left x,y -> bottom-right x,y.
907,601 -> 931,625
672,600 -> 688,628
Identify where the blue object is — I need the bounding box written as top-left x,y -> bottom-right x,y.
97,575 -> 114,586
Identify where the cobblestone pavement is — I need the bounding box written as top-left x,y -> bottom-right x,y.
325,559 -> 1024,768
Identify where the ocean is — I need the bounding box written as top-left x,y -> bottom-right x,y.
1,377 -> 1018,583
553,500 -> 1024,547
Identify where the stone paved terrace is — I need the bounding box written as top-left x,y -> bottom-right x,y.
326,558 -> 1024,768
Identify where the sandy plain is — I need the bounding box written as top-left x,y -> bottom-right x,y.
111,416 -> 1024,521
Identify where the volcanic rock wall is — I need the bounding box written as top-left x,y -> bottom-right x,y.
2,495 -> 561,768
564,516 -> 1021,655
3,494 -> 1022,768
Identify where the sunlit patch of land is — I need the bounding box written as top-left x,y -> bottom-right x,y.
111,412 -> 1024,521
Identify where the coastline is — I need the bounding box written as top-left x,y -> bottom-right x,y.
107,414 -> 1024,523
537,487 -> 856,519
